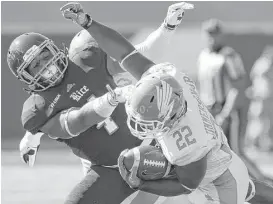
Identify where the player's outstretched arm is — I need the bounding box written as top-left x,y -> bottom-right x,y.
40,86 -> 131,139
23,86 -> 131,139
135,2 -> 194,61
87,20 -> 155,80
60,2 -> 193,80
60,2 -> 155,80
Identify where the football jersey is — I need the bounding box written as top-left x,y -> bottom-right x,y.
21,55 -> 143,166
157,71 -> 232,185
198,47 -> 245,107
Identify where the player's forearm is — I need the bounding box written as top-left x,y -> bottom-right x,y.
66,93 -> 117,137
86,19 -> 155,80
86,20 -> 135,63
39,91 -> 118,139
138,179 -> 192,196
135,24 -> 173,59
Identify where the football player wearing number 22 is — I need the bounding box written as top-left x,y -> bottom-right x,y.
59,1 -> 260,204
7,2 -> 193,204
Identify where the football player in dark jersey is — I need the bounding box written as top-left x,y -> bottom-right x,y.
60,2 -> 273,204
9,2 -> 190,204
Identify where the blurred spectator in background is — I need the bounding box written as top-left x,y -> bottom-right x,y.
197,18 -> 266,181
246,46 -> 273,152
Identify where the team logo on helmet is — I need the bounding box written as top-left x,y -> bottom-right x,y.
156,80 -> 175,119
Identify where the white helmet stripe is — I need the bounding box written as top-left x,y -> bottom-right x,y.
157,80 -> 174,118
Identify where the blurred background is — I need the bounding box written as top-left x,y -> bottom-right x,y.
2,1 -> 273,204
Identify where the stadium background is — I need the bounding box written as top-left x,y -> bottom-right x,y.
1,1 -> 273,204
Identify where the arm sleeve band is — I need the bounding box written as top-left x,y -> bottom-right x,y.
64,107 -> 81,138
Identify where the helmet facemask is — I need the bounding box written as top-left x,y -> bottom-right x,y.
125,103 -> 172,140
125,94 -> 187,140
17,39 -> 68,91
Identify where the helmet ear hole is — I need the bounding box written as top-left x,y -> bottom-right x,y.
170,113 -> 176,121
174,92 -> 180,97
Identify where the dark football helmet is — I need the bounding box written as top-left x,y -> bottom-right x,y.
7,32 -> 68,91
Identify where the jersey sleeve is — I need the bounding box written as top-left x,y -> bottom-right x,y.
21,94 -> 49,134
222,47 -> 245,80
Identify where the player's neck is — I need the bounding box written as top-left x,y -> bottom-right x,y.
210,45 -> 223,53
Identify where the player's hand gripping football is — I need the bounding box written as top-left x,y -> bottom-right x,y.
164,2 -> 194,30
118,149 -> 143,189
60,2 -> 92,28
19,132 -> 43,167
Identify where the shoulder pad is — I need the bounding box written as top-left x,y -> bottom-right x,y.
21,94 -> 48,134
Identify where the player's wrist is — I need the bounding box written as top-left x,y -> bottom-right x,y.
163,11 -> 184,31
163,20 -> 177,31
93,93 -> 118,118
81,13 -> 93,29
107,92 -> 119,106
162,20 -> 178,31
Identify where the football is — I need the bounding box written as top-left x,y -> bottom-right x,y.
123,145 -> 171,180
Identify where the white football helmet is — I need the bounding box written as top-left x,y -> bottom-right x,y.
125,65 -> 187,139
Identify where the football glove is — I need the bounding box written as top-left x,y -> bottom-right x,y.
19,132 -> 43,167
118,149 -> 143,189
164,2 -> 194,30
60,2 -> 92,29
106,84 -> 134,105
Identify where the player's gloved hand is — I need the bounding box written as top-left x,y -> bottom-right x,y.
115,85 -> 134,103
106,84 -> 134,105
118,149 -> 143,189
164,2 -> 194,30
19,132 -> 43,167
60,2 -> 92,29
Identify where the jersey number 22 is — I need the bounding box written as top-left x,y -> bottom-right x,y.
173,126 -> 196,151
